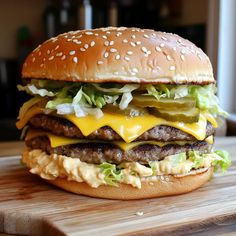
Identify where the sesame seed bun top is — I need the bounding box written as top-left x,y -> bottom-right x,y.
22,27 -> 214,84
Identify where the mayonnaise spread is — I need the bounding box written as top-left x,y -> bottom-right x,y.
22,149 -> 215,189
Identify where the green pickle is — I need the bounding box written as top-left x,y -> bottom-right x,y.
131,95 -> 196,110
148,107 -> 200,123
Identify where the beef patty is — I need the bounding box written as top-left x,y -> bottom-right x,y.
28,114 -> 215,142
26,136 -> 212,164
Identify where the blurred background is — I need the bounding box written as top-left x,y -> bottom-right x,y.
0,0 -> 235,140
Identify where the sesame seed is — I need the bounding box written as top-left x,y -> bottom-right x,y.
95,33 -> 99,36
160,43 -> 165,48
122,39 -> 128,43
109,41 -> 114,46
124,56 -> 130,61
177,39 -> 182,43
73,57 -> 78,63
104,52 -> 109,58
110,48 -> 117,53
147,50 -> 151,55
141,47 -> 147,53
115,54 -> 120,60
69,50 -> 76,55
143,34 -> 149,38
32,57 -> 35,62
56,52 -> 63,57
173,47 -> 177,51
47,50 -> 50,55
48,56 -> 54,61
197,54 -> 202,60
43,58 -> 46,61
38,51 -> 42,56
181,49 -> 186,54
127,51 -> 133,55
67,39 -> 72,42
40,63 -> 44,67
104,41 -> 109,46
52,38 -> 58,43
84,44 -> 89,49
155,46 -> 161,52
61,55 -> 66,60
102,35 -> 107,39
130,42 -> 136,47
55,45 -> 59,50
152,33 -> 156,37
97,60 -> 104,65
161,36 -> 167,41
181,54 -> 185,61
136,41 -> 141,45
90,41 -> 95,47
169,65 -> 176,71
80,48 -> 86,52
132,68 -> 138,73
85,31 -> 93,35
116,32 -> 122,37
131,35 -> 136,39
75,40 -> 82,45
166,55 -> 172,61
106,31 -> 111,34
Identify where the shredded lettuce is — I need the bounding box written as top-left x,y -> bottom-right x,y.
189,151 -> 205,169
17,80 -> 226,118
17,84 -> 55,97
144,84 -> 227,117
145,84 -> 169,100
119,92 -> 133,110
188,84 -> 227,117
46,98 -> 73,109
100,163 -> 123,186
151,150 -> 231,174
170,152 -> 187,166
170,85 -> 188,99
214,150 -> 231,173
188,150 -> 231,172
92,83 -> 139,94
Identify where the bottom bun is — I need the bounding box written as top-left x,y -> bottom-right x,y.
47,167 -> 213,200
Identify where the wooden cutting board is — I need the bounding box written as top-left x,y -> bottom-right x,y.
0,138 -> 236,236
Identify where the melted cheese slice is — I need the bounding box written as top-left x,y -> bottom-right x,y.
17,105 -> 218,143
25,128 -> 214,152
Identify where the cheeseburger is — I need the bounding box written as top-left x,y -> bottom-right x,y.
16,27 -> 231,200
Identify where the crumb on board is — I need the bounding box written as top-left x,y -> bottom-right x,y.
136,211 -> 144,216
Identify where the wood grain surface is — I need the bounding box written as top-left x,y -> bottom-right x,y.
0,137 -> 236,236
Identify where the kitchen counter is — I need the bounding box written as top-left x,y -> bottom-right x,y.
0,137 -> 235,236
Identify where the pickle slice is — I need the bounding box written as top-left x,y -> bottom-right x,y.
131,95 -> 196,110
148,107 -> 200,123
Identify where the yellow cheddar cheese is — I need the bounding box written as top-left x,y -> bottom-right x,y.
17,105 -> 218,143
25,129 -> 214,152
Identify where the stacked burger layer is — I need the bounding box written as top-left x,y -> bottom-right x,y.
16,27 -> 231,199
